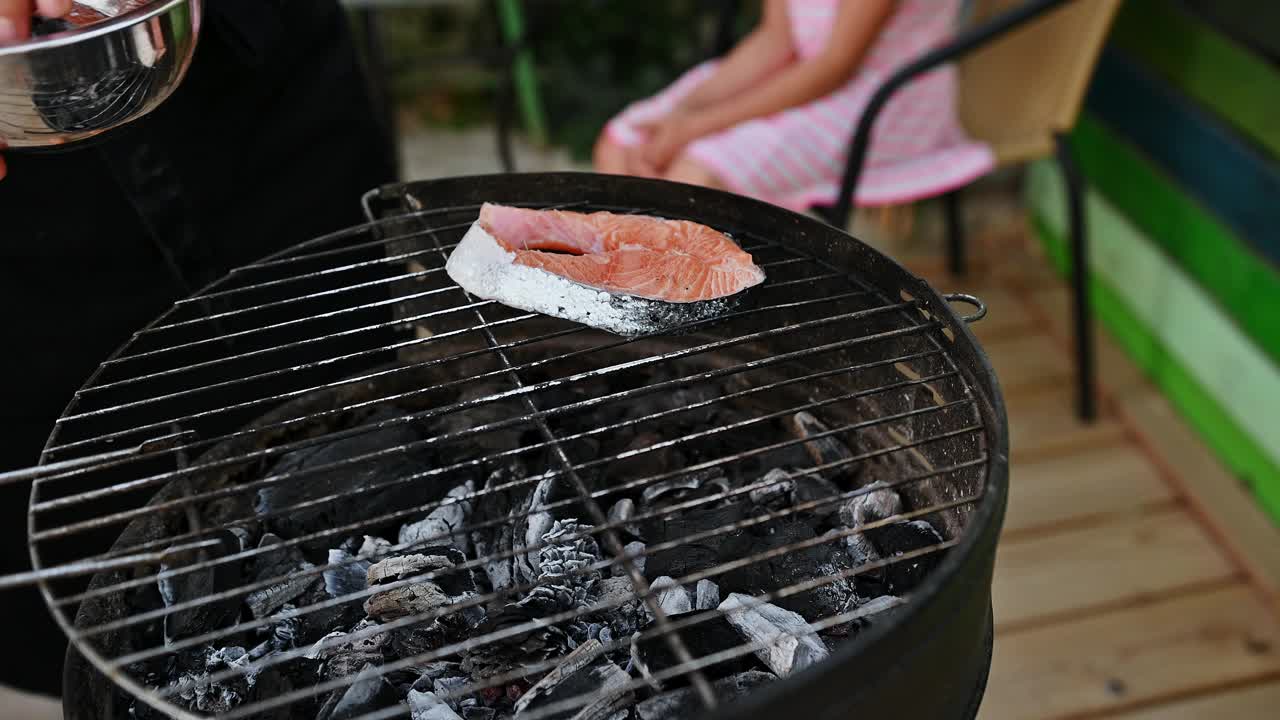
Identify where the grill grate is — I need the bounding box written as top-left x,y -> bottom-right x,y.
19,196 -> 991,720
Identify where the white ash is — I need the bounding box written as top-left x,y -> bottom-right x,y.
359,535 -> 393,558
305,631 -> 348,661
400,480 -> 476,555
367,554 -> 454,586
325,548 -> 371,597
695,579 -> 721,611
516,473 -> 557,584
325,663 -> 393,720
170,646 -> 258,714
719,593 -> 829,676
519,519 -> 602,617
839,481 -> 903,527
843,531 -> 880,566
364,581 -> 450,621
409,690 -> 464,720
855,594 -> 906,618
635,670 -> 775,720
445,222 -> 649,336
648,577 -> 691,617
622,541 -> 647,577
607,498 -> 640,538
514,639 -> 632,720
432,676 -> 476,710
749,468 -> 794,508
641,475 -> 705,507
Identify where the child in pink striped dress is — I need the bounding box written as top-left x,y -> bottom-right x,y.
594,0 -> 994,213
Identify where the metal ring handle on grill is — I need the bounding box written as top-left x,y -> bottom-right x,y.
944,293 -> 987,324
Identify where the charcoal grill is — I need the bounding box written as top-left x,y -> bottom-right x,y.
13,173 -> 1006,720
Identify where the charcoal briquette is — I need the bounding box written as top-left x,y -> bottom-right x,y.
634,670 -> 775,720
867,520 -> 945,595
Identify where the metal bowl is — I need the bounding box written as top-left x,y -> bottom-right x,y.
0,0 -> 202,150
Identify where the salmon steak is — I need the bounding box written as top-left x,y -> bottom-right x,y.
445,203 -> 766,335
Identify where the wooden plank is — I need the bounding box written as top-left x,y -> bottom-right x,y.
992,508 -> 1235,629
1086,46 -> 1280,266
983,333 -> 1072,393
1111,0 -> 1280,162
1028,160 -> 1280,523
1070,114 -> 1280,365
1004,443 -> 1173,535
981,584 -> 1280,720
1111,676 -> 1280,717
0,685 -> 60,720
1020,224 -> 1280,604
1111,681 -> 1280,720
1120,386 -> 1280,605
1005,385 -> 1126,460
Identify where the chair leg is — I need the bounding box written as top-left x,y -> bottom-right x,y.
944,188 -> 965,276
1055,132 -> 1096,422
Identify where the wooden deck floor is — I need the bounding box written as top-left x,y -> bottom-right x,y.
899,223 -> 1280,719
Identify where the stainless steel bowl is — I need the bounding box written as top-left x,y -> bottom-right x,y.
0,0 -> 202,149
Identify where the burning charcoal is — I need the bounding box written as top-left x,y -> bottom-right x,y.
641,503 -> 748,580
434,383 -> 528,458
158,529 -> 243,644
590,576 -> 647,641
606,433 -> 687,485
843,531 -> 880,566
789,470 -> 842,513
717,519 -> 856,621
409,690 -> 464,720
472,460 -> 527,595
868,520 -> 945,595
256,406 -> 444,545
858,595 -> 908,624
785,412 -> 858,483
249,608 -> 302,659
695,580 -> 720,611
518,519 -> 601,615
364,581 -> 450,621
634,670 -> 775,720
170,646 -> 258,714
839,481 -> 903,527
317,663 -> 399,720
622,541 -> 646,578
514,472 -> 559,584
463,708 -> 497,720
719,593 -> 829,676
633,614 -> 754,680
748,468 -> 794,508
607,499 -> 641,539
246,534 -> 321,619
648,577 -> 691,617
400,479 -> 476,555
312,620 -> 390,679
641,469 -> 732,511
461,614 -> 574,681
325,548 -> 371,598
513,639 -> 633,720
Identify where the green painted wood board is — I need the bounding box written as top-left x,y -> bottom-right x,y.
1025,159 -> 1280,525
1111,0 -> 1280,161
1069,114 -> 1280,365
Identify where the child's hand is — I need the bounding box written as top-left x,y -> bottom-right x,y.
635,112 -> 697,174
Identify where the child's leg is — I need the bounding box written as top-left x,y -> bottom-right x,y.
663,154 -> 725,191
593,133 -> 630,175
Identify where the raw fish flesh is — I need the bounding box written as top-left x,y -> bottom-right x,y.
445,203 -> 766,335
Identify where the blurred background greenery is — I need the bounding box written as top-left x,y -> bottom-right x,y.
369,1 -> 759,161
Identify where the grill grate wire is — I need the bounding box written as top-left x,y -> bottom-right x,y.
13,199 -> 989,720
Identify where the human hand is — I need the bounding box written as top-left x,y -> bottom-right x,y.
634,111 -> 699,175
0,0 -> 73,43
0,1 -> 73,180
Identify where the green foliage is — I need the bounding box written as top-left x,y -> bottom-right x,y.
376,2 -> 759,160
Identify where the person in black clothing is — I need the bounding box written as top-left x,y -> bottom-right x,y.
0,0 -> 397,697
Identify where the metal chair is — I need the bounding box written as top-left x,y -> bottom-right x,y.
819,0 -> 1122,422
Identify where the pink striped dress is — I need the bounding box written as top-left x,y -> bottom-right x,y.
604,0 -> 995,211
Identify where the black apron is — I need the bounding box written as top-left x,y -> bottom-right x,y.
0,0 -> 395,695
